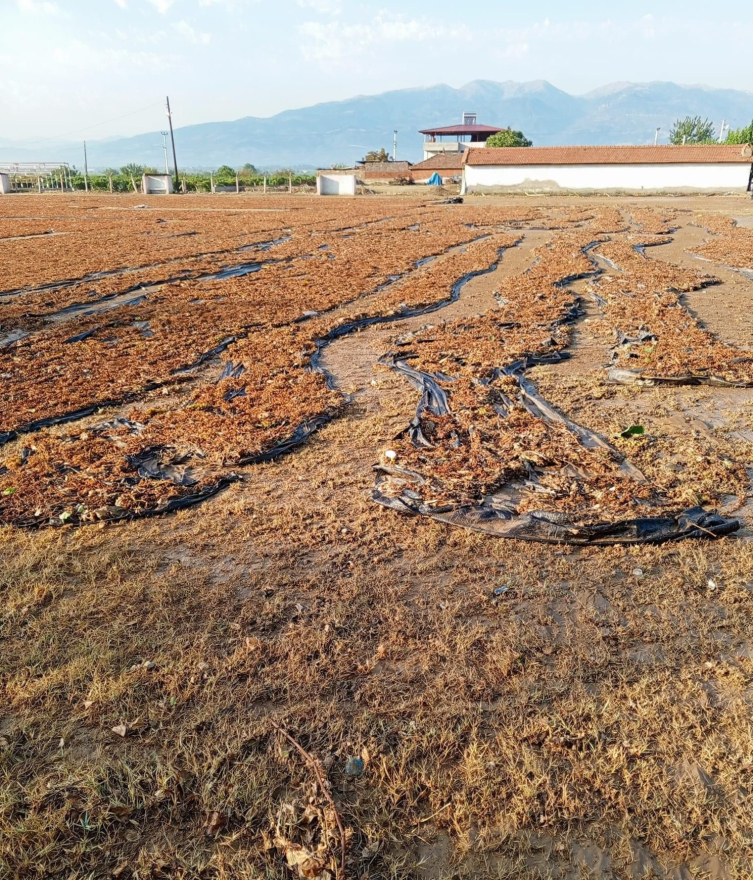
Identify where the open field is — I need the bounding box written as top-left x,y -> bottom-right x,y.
2,191 -> 753,879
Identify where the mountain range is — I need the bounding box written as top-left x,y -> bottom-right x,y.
2,80 -> 752,171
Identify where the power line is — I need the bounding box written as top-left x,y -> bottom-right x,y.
10,100 -> 165,149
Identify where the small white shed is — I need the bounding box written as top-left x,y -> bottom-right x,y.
0,173 -> 11,195
462,144 -> 753,194
317,171 -> 357,196
141,173 -> 174,195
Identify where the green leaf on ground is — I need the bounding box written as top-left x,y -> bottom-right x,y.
621,425 -> 646,439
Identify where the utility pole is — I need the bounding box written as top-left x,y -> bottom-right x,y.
654,127 -> 661,146
718,119 -> 728,143
166,96 -> 179,192
393,130 -> 398,161
160,131 -> 169,174
83,141 -> 89,192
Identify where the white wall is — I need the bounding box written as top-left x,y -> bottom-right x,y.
463,163 -> 751,193
141,174 -> 173,195
317,173 -> 356,196
0,173 -> 10,194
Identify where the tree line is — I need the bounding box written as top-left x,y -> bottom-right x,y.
669,117 -> 753,145
60,163 -> 317,192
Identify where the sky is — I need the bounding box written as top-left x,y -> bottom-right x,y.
2,0 -> 752,144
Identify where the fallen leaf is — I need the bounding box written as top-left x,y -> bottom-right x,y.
204,810 -> 226,837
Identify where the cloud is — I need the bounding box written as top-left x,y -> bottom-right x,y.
113,0 -> 128,8
174,20 -> 211,43
145,0 -> 174,13
197,0 -> 261,6
43,38 -> 176,74
299,12 -> 470,62
14,0 -> 60,15
297,0 -> 341,13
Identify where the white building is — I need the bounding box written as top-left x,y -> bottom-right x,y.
420,113 -> 504,162
142,173 -> 173,195
462,144 -> 753,194
317,171 -> 357,196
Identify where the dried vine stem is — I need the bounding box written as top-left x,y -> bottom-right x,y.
274,724 -> 347,880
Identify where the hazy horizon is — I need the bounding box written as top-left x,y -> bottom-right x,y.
2,0 -> 752,147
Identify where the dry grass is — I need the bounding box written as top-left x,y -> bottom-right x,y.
2,193 -> 753,879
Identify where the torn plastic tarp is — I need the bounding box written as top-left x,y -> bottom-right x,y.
126,446 -> 200,487
373,355 -> 741,545
5,419 -> 241,529
608,367 -> 753,388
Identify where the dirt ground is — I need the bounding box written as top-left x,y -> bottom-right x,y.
2,191 -> 753,880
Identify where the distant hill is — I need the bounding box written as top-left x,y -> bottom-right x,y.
2,80 -> 752,171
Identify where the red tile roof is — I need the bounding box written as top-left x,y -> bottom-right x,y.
419,124 -> 504,136
412,154 -> 466,171
464,144 -> 753,166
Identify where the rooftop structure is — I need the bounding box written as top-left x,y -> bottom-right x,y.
419,112 -> 505,160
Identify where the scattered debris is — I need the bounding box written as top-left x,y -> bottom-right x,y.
344,757 -> 364,777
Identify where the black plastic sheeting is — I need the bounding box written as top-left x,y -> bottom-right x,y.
0,402 -> 124,447
9,418 -> 241,530
9,246 -> 515,526
609,367 -> 753,389
369,237 -> 747,543
369,243 -> 742,544
373,355 -> 741,544
309,247 -> 511,385
600,244 -> 753,389
0,235 -> 296,298
0,336 -> 245,449
236,414 -> 336,466
126,446 -> 200,487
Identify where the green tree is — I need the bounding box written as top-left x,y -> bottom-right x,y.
669,116 -> 716,144
362,148 -> 390,163
725,119 -> 753,145
214,165 -> 238,185
120,163 -> 146,177
242,162 -> 259,174
486,130 -> 533,148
